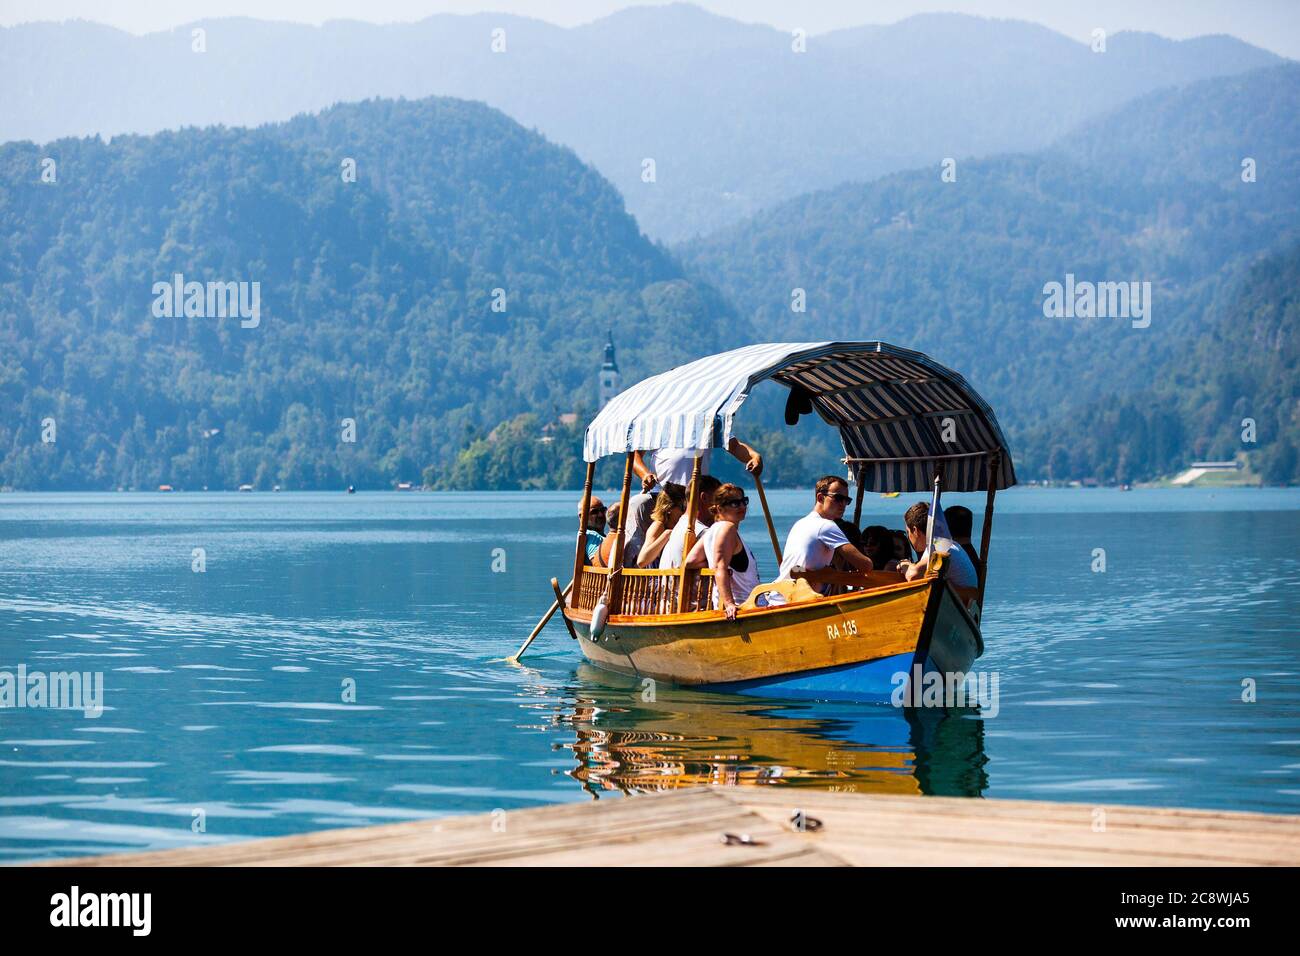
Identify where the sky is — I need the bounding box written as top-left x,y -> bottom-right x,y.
2,0 -> 1298,58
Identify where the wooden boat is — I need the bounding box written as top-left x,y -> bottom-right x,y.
563,342 -> 1016,703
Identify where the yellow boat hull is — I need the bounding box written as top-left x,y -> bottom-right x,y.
563,571 -> 982,701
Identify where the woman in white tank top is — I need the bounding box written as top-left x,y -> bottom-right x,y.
685,482 -> 760,619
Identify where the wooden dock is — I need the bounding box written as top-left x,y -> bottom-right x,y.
36,787 -> 1300,867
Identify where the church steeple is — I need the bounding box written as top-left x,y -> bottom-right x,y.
599,330 -> 621,408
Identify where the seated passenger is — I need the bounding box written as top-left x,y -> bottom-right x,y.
892,529 -> 911,563
620,491 -> 656,567
863,525 -> 900,572
597,502 -> 623,566
660,475 -> 721,569
897,501 -> 979,588
831,517 -> 868,573
778,475 -> 874,589
636,483 -> 687,568
581,496 -> 606,566
685,483 -> 760,620
943,504 -> 984,582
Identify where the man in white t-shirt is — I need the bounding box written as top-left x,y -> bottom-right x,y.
778,475 -> 874,587
660,475 -> 721,569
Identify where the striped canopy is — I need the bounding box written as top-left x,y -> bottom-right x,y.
583,341 -> 1016,493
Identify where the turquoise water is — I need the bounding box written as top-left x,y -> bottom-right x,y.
1,488 -> 1297,861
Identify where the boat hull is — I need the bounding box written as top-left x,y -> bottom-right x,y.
565,572 -> 982,703
702,650 -> 917,701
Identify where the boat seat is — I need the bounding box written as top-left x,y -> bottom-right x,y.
791,568 -> 905,592
740,578 -> 823,610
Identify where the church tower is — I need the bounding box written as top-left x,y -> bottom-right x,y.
599,331 -> 621,408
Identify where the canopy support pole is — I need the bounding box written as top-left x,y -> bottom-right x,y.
977,453 -> 999,609
676,455 -> 703,613
924,471 -> 940,566
608,452 -> 635,613
753,473 -> 782,567
571,460 -> 596,608
852,463 -> 865,528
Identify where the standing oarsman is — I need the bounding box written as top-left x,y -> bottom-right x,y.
619,437 -> 763,566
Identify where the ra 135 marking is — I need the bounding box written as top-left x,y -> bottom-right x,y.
826,618 -> 859,639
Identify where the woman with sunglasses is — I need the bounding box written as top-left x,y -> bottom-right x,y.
685,482 -> 760,620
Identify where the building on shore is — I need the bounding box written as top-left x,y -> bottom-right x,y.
599,331 -> 621,409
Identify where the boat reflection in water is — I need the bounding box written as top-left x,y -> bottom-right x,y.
558,663 -> 988,798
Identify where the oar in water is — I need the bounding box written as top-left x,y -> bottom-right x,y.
504,578 -> 573,664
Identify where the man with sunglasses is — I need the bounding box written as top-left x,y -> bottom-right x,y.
777,475 -> 874,589
581,496 -> 607,565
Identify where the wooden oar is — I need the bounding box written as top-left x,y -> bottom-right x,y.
753,473 -> 782,566
504,578 -> 573,664
551,577 -> 580,641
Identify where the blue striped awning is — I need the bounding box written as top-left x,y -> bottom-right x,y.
583,341 -> 1016,493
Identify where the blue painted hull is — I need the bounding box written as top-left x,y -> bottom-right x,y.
700,582 -> 982,703
702,650 -> 916,702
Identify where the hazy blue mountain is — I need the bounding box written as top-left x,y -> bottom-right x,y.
1051,64 -> 1300,187
1018,240 -> 1300,485
679,64 -> 1300,483
0,97 -> 739,490
0,5 -> 1284,240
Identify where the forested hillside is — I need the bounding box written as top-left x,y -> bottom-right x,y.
680,64 -> 1300,484
0,97 -> 739,490
1024,243 -> 1299,484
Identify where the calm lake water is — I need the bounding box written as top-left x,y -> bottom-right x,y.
1,487 -> 1298,861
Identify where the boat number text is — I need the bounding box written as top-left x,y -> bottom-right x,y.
826,618 -> 859,640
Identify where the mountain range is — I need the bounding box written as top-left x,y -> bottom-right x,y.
1,8 -> 1297,489
0,5 -> 1285,241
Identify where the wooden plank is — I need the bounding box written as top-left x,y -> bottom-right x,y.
27,787 -> 1300,868
732,788 -> 1300,834
728,789 -> 1300,866
37,789 -> 836,868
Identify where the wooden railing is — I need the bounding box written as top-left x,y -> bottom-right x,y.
573,564 -> 950,616
686,569 -> 716,613
619,569 -> 678,616
575,566 -> 611,610
573,566 -> 716,615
